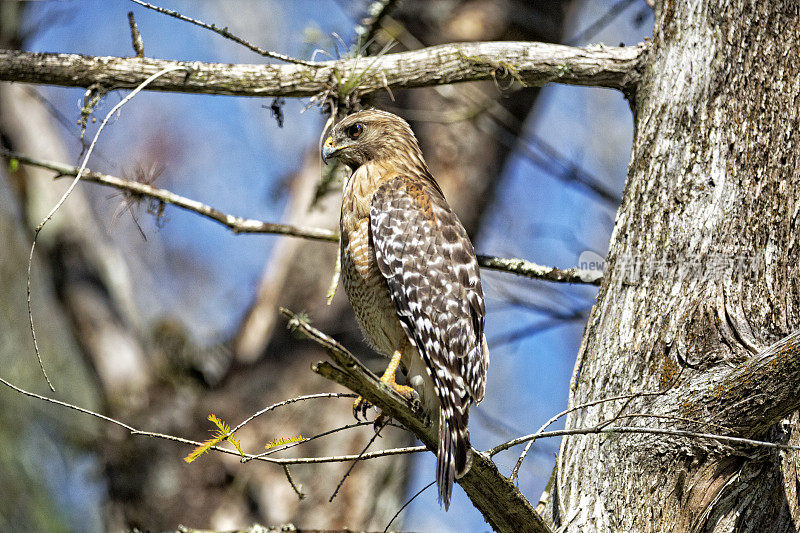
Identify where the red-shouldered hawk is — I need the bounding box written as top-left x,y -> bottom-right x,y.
322,109 -> 489,509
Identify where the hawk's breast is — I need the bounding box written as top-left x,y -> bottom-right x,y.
340,170 -> 407,357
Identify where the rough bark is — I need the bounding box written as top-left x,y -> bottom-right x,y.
0,41 -> 643,98
551,2 -> 800,532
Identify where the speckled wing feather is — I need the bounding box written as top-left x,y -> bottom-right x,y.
370,175 -> 487,509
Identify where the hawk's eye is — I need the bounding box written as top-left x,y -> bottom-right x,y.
347,123 -> 364,140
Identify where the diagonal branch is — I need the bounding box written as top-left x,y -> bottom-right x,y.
0,41 -> 645,98
280,308 -> 552,533
3,149 -> 603,285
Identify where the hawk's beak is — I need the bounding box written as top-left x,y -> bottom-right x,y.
321,136 -> 338,165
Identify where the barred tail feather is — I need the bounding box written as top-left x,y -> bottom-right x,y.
436,404 -> 472,510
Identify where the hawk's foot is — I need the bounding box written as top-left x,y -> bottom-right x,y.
352,359 -> 420,422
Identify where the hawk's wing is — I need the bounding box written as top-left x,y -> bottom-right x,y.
370,175 -> 488,508
370,176 -> 487,403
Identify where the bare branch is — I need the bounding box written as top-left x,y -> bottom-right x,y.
488,425 -> 800,457
281,308 -> 552,533
0,41 -> 645,98
248,421 -> 375,461
127,12 -> 145,58
383,480 -> 436,533
0,370 -> 422,465
229,392 -> 356,435
329,418 -> 389,502
255,446 -> 427,465
478,254 -> 602,285
0,375 -> 135,431
128,0 -> 316,66
282,465 -> 305,500
3,150 -> 338,241
3,150 -> 604,285
509,390 -> 666,482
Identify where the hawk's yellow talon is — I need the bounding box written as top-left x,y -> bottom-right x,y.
352,346 -> 418,422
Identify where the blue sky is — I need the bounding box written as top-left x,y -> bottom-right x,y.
22,1 -> 652,530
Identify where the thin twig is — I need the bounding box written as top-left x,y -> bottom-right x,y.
128,11 -> 145,58
259,445 -> 426,465
128,0 -> 317,66
0,375 -> 135,431
383,480 -> 436,533
329,418 -> 389,502
229,392 -> 356,435
283,465 -> 305,500
613,412 -> 736,433
596,394 -> 637,431
24,65 -> 186,391
248,421 -> 373,461
2,150 -> 603,285
509,391 -> 663,482
490,425 -> 800,457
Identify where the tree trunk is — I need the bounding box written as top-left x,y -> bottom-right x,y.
551,2 -> 800,531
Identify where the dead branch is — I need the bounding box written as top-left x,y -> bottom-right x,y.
3,149 -> 604,285
478,254 -> 602,285
128,0 -> 316,67
0,41 -> 645,98
489,425 -> 800,457
280,308 -> 552,533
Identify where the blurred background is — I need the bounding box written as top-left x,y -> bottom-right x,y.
0,1 -> 651,531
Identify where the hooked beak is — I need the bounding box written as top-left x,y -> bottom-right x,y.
321,136 -> 338,165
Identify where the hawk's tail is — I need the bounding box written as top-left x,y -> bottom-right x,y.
437,398 -> 472,510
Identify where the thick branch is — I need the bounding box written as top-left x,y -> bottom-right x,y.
280,308 -> 551,533
675,330 -> 800,437
0,42 -> 644,97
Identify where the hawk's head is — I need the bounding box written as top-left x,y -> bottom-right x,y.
321,109 -> 422,170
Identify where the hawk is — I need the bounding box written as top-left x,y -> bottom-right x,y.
322,109 -> 489,509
